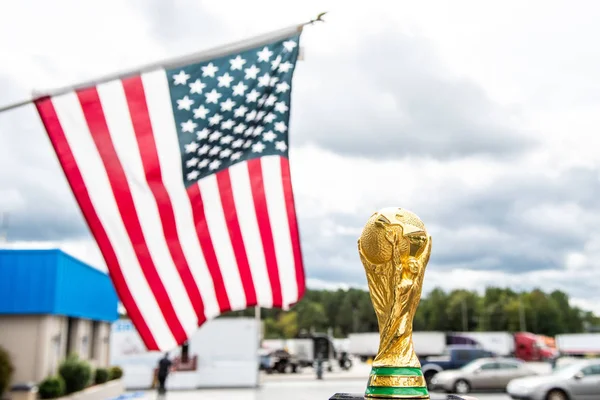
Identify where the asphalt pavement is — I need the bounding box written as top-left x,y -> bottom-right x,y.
133,381 -> 511,400
130,364 -> 512,400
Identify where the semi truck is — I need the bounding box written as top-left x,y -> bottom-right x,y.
261,333 -> 351,373
451,331 -> 557,361
555,333 -> 600,357
348,331 -> 555,362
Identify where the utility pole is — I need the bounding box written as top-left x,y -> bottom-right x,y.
519,297 -> 527,332
462,299 -> 468,331
0,212 -> 8,243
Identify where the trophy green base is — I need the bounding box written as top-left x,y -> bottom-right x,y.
330,366 -> 429,399
366,366 -> 429,399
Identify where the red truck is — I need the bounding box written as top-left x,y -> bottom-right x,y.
450,331 -> 557,362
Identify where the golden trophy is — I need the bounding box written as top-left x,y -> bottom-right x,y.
358,207 -> 432,399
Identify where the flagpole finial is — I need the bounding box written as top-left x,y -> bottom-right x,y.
308,12 -> 328,24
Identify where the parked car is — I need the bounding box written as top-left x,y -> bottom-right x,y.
430,357 -> 537,394
421,345 -> 495,387
507,359 -> 600,400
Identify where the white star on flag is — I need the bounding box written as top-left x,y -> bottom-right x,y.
257,47 -> 273,62
189,79 -> 206,94
196,128 -> 210,140
221,119 -> 235,130
275,141 -> 288,151
186,157 -> 199,167
220,99 -> 236,112
201,62 -> 218,77
181,119 -> 197,133
217,73 -> 234,88
274,101 -> 289,113
278,61 -> 293,73
244,65 -> 260,79
184,141 -> 199,153
276,82 -> 290,93
263,131 -> 276,142
232,81 -> 248,96
252,142 -> 266,153
283,40 -> 297,52
209,159 -> 221,170
229,55 -> 246,70
205,89 -> 222,104
274,121 -> 287,133
198,144 -> 210,155
177,96 -> 194,110
173,70 -> 190,85
193,105 -> 210,119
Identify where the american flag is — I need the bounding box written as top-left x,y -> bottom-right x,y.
33,26 -> 306,351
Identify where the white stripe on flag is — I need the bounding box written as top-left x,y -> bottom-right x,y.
51,92 -> 177,350
197,175 -> 247,310
261,156 -> 298,307
141,69 -> 221,320
228,161 -> 274,308
96,80 -> 198,336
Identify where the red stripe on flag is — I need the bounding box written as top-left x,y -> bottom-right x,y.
186,184 -> 231,313
280,158 -> 305,299
34,97 -> 159,350
246,158 -> 282,307
215,169 -> 257,306
121,76 -> 206,325
76,88 -> 188,344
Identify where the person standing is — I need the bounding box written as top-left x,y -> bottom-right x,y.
157,353 -> 173,397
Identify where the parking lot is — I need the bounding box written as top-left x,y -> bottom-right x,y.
133,362 -> 514,400
136,379 -> 512,400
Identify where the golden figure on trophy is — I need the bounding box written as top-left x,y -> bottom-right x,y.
358,207 -> 432,399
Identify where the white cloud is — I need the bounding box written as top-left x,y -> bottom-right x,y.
0,239 -> 104,272
0,0 -> 165,99
1,0 -> 600,317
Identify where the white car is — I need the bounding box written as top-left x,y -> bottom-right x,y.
507,359 -> 600,400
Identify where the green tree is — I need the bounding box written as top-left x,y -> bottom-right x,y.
218,287 -> 598,338
445,290 -> 480,331
277,311 -> 298,338
422,288 -> 449,330
295,301 -> 328,332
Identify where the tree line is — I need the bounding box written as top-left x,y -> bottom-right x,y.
226,287 -> 600,339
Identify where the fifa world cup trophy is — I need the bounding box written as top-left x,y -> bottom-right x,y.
358,207 -> 432,399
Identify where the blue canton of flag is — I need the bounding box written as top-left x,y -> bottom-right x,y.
167,34 -> 300,186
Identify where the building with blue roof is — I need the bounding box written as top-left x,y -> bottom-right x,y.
0,249 -> 119,384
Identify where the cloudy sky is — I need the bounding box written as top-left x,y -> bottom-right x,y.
2,0 -> 600,313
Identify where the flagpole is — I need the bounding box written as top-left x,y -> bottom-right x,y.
0,12 -> 327,115
0,98 -> 35,114
255,305 -> 262,387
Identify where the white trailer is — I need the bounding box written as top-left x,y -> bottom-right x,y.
348,332 -> 379,360
413,331 -> 447,356
556,333 -> 600,356
110,317 -> 259,390
453,331 -> 515,356
348,331 -> 446,359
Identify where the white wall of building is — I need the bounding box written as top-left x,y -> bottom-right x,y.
110,317 -> 259,390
